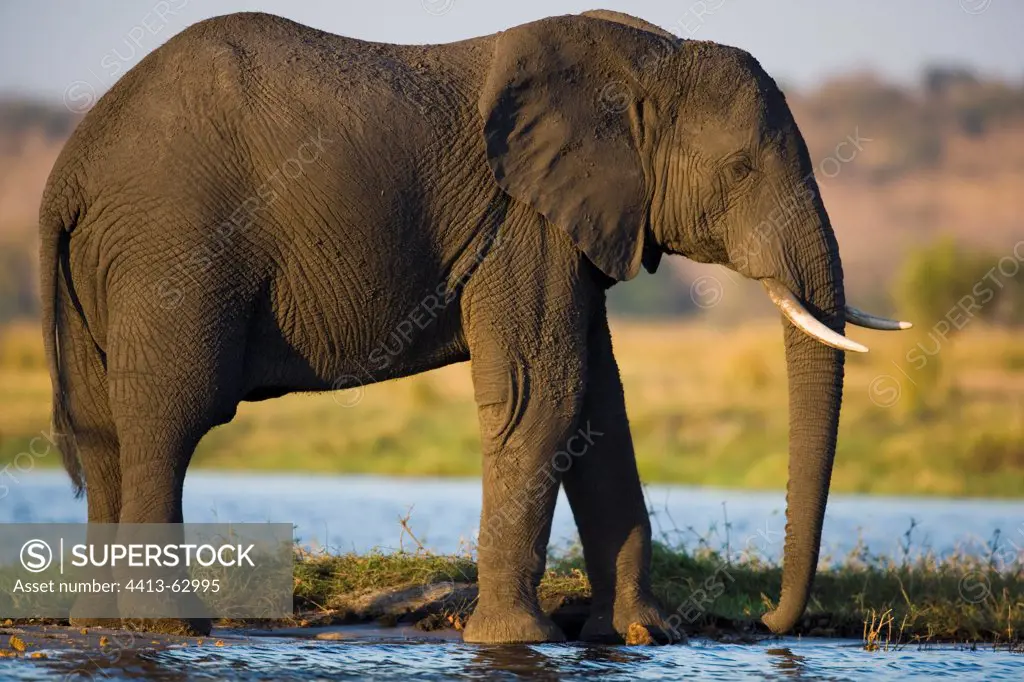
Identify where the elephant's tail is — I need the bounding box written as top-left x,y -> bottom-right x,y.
40,204 -> 84,497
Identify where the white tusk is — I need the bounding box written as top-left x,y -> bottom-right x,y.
845,305 -> 913,331
762,279 -> 869,353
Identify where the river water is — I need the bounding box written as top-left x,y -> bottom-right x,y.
1,471 -> 1022,680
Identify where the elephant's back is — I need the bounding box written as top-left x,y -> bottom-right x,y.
43,11 -> 496,346
51,11 -> 489,217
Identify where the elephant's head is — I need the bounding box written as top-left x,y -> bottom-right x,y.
478,11 -> 911,633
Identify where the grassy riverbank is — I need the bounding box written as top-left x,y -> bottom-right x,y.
1,319 -> 1022,497
2,527 -> 1021,647
288,536 -> 1024,647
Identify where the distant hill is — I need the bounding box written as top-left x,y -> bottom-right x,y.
1,65 -> 1023,321
0,101 -> 80,319
0,99 -> 78,236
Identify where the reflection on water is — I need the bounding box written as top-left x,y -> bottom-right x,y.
766,647 -> 809,678
13,636 -> 1023,681
469,645 -> 566,679
3,472 -> 1024,680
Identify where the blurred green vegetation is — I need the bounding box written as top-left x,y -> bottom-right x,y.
895,236 -> 1024,328
606,265 -> 698,317
2,307 -> 1022,497
891,237 -> 1024,415
0,241 -> 39,322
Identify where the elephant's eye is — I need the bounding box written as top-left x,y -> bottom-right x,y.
726,156 -> 754,183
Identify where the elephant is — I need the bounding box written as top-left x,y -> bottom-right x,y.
39,10 -> 910,643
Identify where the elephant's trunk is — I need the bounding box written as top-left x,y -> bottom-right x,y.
760,212 -> 846,635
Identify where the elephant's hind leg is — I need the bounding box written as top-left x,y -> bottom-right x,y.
102,289 -> 248,636
58,285 -> 122,628
562,311 -> 680,644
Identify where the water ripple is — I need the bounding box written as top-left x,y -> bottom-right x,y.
17,637 -> 1023,681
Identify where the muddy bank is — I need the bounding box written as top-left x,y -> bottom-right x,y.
263,580 -> 765,644
0,579 -> 759,657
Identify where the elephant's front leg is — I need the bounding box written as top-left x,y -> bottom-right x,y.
562,312 -> 680,643
461,310 -> 587,644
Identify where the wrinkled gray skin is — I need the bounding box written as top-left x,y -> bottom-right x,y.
40,10 -> 846,643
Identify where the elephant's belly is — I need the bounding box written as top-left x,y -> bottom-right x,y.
241,340 -> 470,403
242,264 -> 469,399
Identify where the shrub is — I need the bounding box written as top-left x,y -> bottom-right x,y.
0,321 -> 45,370
894,236 -> 1019,331
0,240 -> 38,323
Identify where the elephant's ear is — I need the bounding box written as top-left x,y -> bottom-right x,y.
478,15 -> 660,281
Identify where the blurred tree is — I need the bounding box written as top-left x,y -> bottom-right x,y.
0,240 -> 38,322
895,236 -> 1022,329
0,99 -> 78,140
893,236 -> 1023,414
923,65 -> 978,98
607,265 -> 697,318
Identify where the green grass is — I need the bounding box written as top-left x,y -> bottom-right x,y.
288,531 -> 1024,646
4,521 -> 1020,646
293,550 -> 478,613
2,319 -> 1023,497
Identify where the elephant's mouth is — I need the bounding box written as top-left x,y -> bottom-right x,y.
760,278 -> 913,353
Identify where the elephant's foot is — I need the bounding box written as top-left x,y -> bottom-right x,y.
122,617 -> 212,636
463,603 -> 566,644
69,591 -> 120,630
70,616 -> 210,636
115,586 -> 212,636
68,617 -> 123,630
580,597 -> 684,645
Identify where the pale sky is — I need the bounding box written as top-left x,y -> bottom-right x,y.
0,0 -> 1022,103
